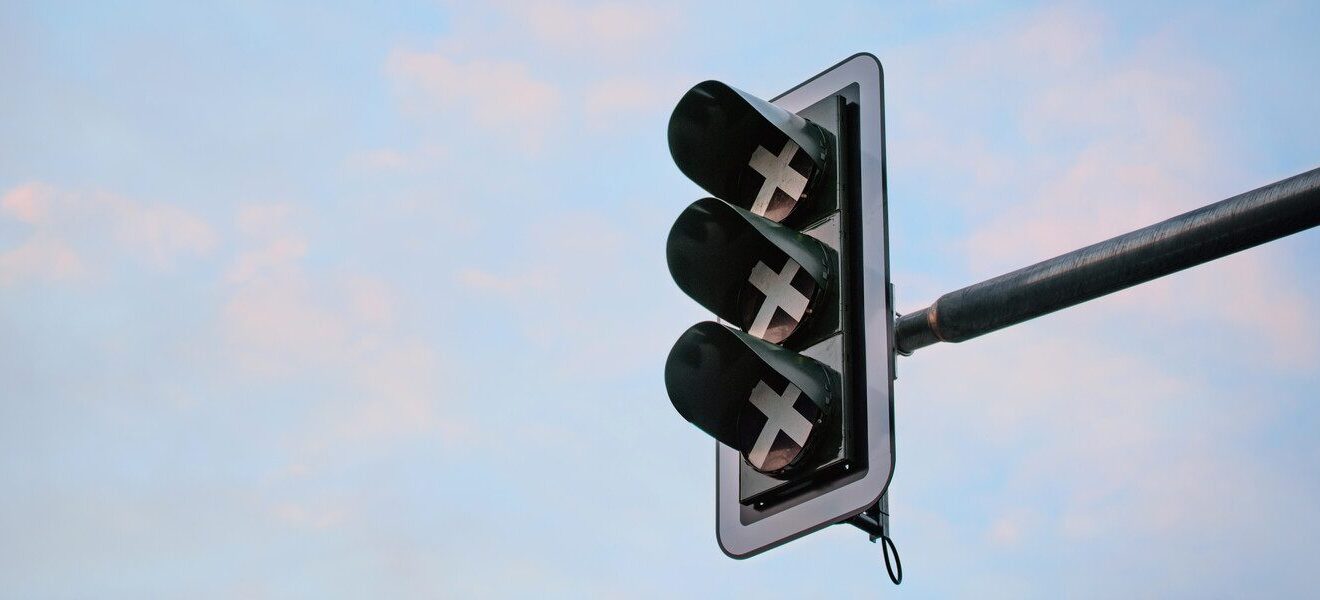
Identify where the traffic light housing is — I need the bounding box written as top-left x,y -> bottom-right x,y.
668,81 -> 832,225
667,197 -> 838,345
663,54 -> 894,558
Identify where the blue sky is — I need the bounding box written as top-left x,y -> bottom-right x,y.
2,1 -> 1318,597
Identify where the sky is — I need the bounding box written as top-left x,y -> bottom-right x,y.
2,0 -> 1319,597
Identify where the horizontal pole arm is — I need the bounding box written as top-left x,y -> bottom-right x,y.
895,167 -> 1320,355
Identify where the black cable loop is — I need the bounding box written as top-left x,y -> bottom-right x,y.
880,533 -> 902,585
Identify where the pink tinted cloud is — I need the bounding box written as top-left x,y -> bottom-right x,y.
1,182 -> 53,224
959,72 -> 1317,364
387,49 -> 561,151
454,211 -> 689,378
890,5 -> 1316,365
227,203 -> 307,284
0,235 -> 85,285
0,182 -> 216,284
2,183 -> 84,285
383,1 -> 684,145
236,202 -> 296,236
225,236 -> 308,284
902,322 -> 1301,553
220,205 -> 466,459
227,275 -> 465,459
518,1 -> 674,57
437,1 -> 676,60
222,276 -> 349,374
891,6 -> 1319,572
109,198 -> 217,268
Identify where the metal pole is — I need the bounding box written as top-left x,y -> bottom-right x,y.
895,167 -> 1320,355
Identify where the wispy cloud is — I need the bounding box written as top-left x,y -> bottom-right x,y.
453,210 -> 688,378
515,1 -> 676,58
218,203 -> 469,463
884,7 -> 1320,593
0,234 -> 85,285
387,50 -> 563,152
889,6 -> 1317,366
437,0 -> 677,60
1,182 -> 51,224
379,0 -> 688,157
0,182 -> 216,284
2,2 -> 1316,597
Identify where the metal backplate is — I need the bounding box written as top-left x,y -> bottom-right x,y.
717,53 -> 893,558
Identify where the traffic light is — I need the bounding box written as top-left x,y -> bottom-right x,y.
662,54 -> 895,558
